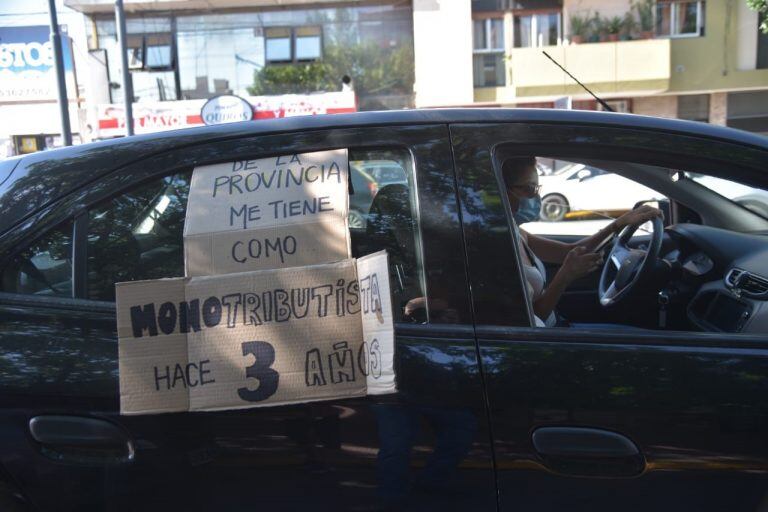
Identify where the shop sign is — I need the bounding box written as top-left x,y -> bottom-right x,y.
201,94 -> 254,125
95,91 -> 356,138
0,26 -> 75,102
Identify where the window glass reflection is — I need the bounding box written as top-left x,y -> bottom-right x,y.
1,221 -> 73,297
86,172 -> 191,302
94,5 -> 414,106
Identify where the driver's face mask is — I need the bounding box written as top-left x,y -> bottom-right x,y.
513,194 -> 542,225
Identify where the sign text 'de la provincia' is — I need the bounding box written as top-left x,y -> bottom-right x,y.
116,251 -> 395,415
184,149 -> 350,276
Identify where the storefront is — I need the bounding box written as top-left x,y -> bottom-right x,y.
0,22 -> 84,157
77,1 -> 414,115
91,91 -> 357,139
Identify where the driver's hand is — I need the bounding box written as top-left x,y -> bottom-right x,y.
616,205 -> 663,230
562,246 -> 603,281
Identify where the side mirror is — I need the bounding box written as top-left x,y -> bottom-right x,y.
577,169 -> 591,181
633,199 -> 672,227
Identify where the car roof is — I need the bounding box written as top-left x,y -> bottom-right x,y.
1,108 -> 767,235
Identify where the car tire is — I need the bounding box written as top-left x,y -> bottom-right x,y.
348,210 -> 366,229
540,193 -> 569,222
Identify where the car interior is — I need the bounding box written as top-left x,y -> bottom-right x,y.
497,152 -> 768,335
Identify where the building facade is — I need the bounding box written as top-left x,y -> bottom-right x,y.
1,0 -> 766,157
68,0 -> 416,141
0,0 -> 92,157
468,0 -> 768,133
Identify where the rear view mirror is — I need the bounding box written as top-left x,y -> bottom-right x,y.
577,169 -> 591,181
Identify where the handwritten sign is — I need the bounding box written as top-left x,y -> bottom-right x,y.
116,252 -> 395,415
184,149 -> 350,276
357,251 -> 396,395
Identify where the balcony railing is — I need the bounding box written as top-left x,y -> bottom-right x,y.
478,38 -> 671,100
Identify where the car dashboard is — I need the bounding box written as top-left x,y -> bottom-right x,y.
664,224 -> 768,334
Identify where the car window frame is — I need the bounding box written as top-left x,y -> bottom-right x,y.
0,124 -> 472,326
452,120 -> 768,343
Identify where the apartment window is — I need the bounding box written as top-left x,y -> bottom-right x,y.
126,33 -> 174,70
473,18 -> 505,86
514,11 -> 561,48
677,94 -> 709,122
758,13 -> 768,69
656,1 -> 705,37
727,91 -> 768,134
265,26 -> 322,64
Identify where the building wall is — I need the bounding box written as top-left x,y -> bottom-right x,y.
0,0 -> 92,154
413,0 -> 473,107
709,92 -> 727,125
632,95 -> 677,119
736,0 -> 759,71
669,0 -> 768,93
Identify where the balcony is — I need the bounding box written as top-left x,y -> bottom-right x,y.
65,0 -> 360,14
475,38 -> 671,103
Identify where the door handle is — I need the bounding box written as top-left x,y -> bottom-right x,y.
532,426 -> 645,477
29,415 -> 134,465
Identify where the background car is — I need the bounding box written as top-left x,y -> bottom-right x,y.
353,160 -> 408,187
538,162 -> 663,221
689,173 -> 768,218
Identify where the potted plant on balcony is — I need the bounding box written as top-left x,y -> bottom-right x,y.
569,12 -> 592,44
594,15 -> 607,42
605,15 -> 623,41
621,12 -> 638,40
632,0 -> 655,38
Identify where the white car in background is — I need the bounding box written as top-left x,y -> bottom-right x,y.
537,163 -> 661,221
688,174 -> 768,218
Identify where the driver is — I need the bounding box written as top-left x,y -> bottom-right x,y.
502,157 -> 662,327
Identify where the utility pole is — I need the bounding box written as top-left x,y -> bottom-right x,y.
47,0 -> 72,146
115,0 -> 134,136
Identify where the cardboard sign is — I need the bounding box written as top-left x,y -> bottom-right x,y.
357,251 -> 396,395
184,150 -> 350,276
116,252 -> 395,415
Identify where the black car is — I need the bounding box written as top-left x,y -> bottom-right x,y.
1,109 -> 768,511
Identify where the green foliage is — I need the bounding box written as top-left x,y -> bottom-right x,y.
569,12 -> 594,38
246,63 -> 330,95
622,12 -> 638,35
631,0 -> 655,31
747,0 -> 768,33
247,40 -> 415,107
606,15 -> 624,34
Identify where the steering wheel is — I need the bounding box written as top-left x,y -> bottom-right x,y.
599,217 -> 664,307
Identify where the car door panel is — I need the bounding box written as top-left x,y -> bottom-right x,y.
477,327 -> 768,511
451,122 -> 768,511
0,124 -> 496,511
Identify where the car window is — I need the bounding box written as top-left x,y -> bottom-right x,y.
87,172 -> 191,301
524,158 -> 666,237
685,172 -> 768,220
1,221 -> 73,297
348,148 -> 424,322
85,148 -> 425,322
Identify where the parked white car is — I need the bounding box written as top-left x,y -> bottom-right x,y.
688,174 -> 768,218
537,163 -> 661,221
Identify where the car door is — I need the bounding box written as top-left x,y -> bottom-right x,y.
450,120 -> 768,511
0,124 -> 496,511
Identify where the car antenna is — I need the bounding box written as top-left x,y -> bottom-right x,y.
541,50 -> 615,112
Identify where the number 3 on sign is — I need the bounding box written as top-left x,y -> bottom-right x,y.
238,341 -> 279,402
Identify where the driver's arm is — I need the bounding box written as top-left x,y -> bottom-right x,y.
532,247 -> 603,320
527,205 -> 663,263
